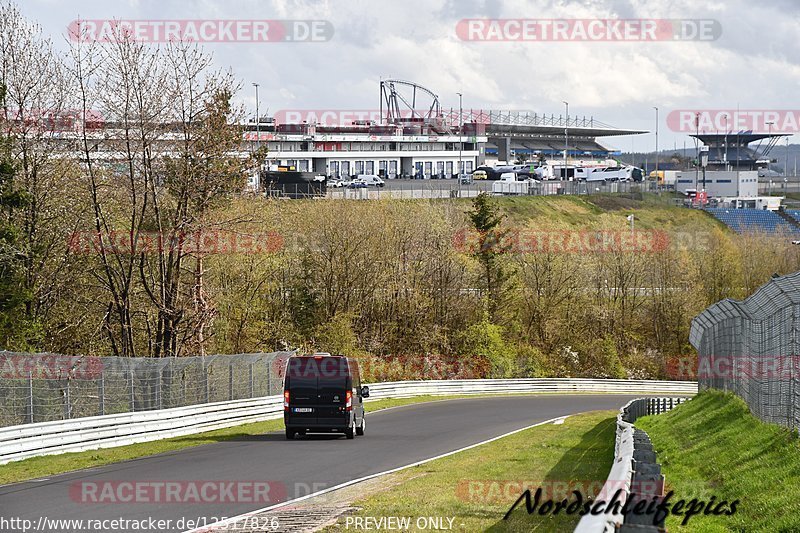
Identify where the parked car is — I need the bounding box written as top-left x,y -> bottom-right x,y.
283,353 -> 368,439
347,180 -> 368,188
327,178 -> 345,188
459,173 -> 473,185
472,170 -> 488,180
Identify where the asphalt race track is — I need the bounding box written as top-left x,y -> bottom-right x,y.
0,395 -> 643,532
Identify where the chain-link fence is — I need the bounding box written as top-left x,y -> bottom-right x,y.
689,271 -> 800,431
0,351 -> 294,427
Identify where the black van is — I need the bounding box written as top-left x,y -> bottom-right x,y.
283,354 -> 369,439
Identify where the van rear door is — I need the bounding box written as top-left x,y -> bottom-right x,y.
286,357 -> 319,424
316,357 -> 349,426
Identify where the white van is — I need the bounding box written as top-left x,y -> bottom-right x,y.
354,175 -> 385,187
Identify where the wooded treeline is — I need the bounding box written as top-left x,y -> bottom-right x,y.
2,3 -> 799,380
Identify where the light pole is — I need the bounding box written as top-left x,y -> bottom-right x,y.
786,136 -> 790,177
563,101 -> 569,179
700,145 -> 709,191
767,121 -> 774,176
457,92 -> 463,179
653,106 -> 659,181
253,82 -> 260,151
694,112 -> 700,188
723,113 -> 728,170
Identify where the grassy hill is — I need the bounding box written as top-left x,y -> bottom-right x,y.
637,391 -> 800,532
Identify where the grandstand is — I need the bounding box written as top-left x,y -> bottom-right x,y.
786,210 -> 800,225
705,208 -> 800,235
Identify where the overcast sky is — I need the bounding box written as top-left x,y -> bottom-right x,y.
17,0 -> 800,153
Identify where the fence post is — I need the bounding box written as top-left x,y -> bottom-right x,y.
27,370 -> 34,424
181,368 -> 186,406
228,364 -> 234,401
129,372 -> 135,412
98,369 -> 105,416
204,363 -> 210,404
64,379 -> 71,419
248,362 -> 254,398
156,367 -> 162,410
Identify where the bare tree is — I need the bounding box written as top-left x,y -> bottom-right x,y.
0,2 -> 87,348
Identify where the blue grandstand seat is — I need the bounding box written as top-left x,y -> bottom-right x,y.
704,208 -> 800,236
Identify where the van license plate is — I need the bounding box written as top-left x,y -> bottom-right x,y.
293,407 -> 313,413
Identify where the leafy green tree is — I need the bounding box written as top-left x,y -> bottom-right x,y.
0,83 -> 36,348
467,193 -> 514,321
459,315 -> 516,377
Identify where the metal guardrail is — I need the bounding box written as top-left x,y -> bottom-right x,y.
0,379 -> 696,465
574,397 -> 689,533
0,351 -> 293,427
366,379 -> 697,398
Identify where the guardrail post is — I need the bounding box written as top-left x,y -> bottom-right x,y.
27,371 -> 34,424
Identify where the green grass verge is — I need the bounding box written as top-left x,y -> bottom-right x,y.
325,410 -> 618,532
0,395 -> 477,486
636,390 -> 800,532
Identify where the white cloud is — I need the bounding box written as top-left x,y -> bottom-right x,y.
15,0 -> 800,148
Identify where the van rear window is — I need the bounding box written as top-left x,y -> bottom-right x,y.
287,357 -> 348,380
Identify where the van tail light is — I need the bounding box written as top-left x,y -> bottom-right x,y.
345,390 -> 352,412
284,390 -> 290,411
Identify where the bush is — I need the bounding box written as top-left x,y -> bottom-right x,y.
458,317 -> 516,378
581,336 -> 626,378
515,343 -> 549,377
